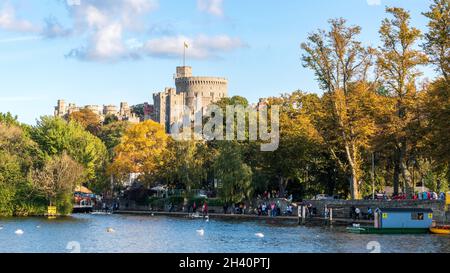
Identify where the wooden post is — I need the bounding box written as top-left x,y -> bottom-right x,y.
374,212 -> 379,228
301,206 -> 306,225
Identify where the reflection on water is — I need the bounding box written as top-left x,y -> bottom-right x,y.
0,214 -> 449,253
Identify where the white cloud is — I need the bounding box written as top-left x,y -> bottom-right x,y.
366,0 -> 381,6
0,3 -> 40,33
143,35 -> 244,59
198,0 -> 224,17
0,0 -> 245,62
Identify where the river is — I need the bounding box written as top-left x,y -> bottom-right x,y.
0,214 -> 449,253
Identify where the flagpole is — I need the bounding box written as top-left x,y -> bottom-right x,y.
183,43 -> 186,67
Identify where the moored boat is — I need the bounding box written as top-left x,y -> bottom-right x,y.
430,226 -> 450,235
346,208 -> 433,235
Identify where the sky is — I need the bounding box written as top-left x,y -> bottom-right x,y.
0,0 -> 435,125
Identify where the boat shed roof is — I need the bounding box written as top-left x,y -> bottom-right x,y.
380,208 -> 433,213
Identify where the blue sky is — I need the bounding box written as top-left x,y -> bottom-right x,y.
0,0 -> 435,124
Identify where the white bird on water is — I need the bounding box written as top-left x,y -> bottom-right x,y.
255,233 -> 265,238
196,229 -> 205,236
15,229 -> 24,235
106,227 -> 115,233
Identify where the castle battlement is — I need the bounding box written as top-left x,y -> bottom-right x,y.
154,66 -> 228,132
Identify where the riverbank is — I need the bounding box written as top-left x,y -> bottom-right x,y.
113,210 -> 373,226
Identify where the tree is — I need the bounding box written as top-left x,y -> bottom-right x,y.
214,141 -> 253,205
377,7 -> 428,195
0,112 -> 19,126
301,18 -> 374,199
32,152 -> 84,215
164,140 -> 208,191
31,116 -> 108,185
109,120 -> 169,184
68,108 -> 102,136
422,0 -> 450,82
256,92 -> 325,198
98,120 -> 130,158
0,123 -> 46,216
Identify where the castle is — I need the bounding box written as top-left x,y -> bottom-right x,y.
153,66 -> 228,131
54,66 -> 228,129
54,100 -> 141,123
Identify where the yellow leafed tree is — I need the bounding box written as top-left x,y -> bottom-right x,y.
108,120 -> 169,183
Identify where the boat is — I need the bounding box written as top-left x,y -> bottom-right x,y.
346,208 -> 433,235
347,226 -> 429,234
429,226 -> 450,235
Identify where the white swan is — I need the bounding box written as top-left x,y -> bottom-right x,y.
15,229 -> 24,235
106,227 -> 115,233
196,229 -> 205,236
255,233 -> 265,238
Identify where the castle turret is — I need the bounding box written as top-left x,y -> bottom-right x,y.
176,66 -> 192,78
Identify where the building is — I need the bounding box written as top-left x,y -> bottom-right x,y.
153,66 -> 228,132
376,208 -> 433,229
54,100 -> 140,124
54,66 -> 229,129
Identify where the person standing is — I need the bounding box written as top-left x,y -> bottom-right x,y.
202,201 -> 208,217
355,207 -> 361,220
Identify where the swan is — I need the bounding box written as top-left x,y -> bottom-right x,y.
106,227 -> 115,233
196,229 -> 205,236
255,233 -> 265,238
15,229 -> 24,235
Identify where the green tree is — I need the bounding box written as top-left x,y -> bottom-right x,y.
31,116 -> 108,187
214,141 -> 253,205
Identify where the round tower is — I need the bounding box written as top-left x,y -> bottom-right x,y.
174,66 -> 228,110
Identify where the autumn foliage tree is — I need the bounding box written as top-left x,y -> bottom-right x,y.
376,7 -> 429,195
301,18 -> 375,199
68,108 -> 102,136
108,120 -> 169,184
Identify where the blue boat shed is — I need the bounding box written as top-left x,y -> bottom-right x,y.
378,208 -> 433,229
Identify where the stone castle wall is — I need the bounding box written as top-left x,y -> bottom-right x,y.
153,66 -> 228,132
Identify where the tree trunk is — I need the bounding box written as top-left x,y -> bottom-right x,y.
343,141 -> 360,200
393,150 -> 400,196
278,177 -> 287,198
349,166 -> 360,200
399,140 -> 412,196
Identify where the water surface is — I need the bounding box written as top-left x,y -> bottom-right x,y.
0,214 -> 448,253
